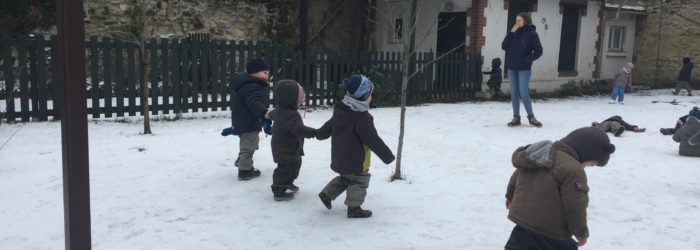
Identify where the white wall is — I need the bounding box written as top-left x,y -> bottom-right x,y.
372,0 -> 472,53
482,0 -> 602,92
601,11 -> 637,79
372,0 -> 604,93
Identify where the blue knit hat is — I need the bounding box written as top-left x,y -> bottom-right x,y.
246,58 -> 270,74
690,107 -> 700,119
342,75 -> 374,101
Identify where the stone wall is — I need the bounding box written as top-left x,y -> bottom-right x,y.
631,0 -> 700,86
31,0 -> 370,55
31,0 -> 299,46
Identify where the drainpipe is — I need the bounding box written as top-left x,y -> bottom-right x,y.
596,0 -> 606,79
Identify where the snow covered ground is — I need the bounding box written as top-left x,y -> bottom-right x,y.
1,89 -> 699,249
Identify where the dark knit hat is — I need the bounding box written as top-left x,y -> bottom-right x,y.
561,127 -> 616,166
246,58 -> 270,74
342,74 -> 374,101
689,106 -> 700,119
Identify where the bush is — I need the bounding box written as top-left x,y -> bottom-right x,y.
558,79 -> 609,97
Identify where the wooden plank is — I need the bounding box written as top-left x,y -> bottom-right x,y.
171,40 -> 181,115
29,37 -> 39,120
210,40 -> 220,111
149,38 -> 159,115
318,54 -> 327,105
17,36 -> 30,121
127,42 -> 137,116
220,40 -> 229,110
35,37 -> 48,121
50,35 -> 61,119
180,41 -> 190,113
201,38 -> 210,111
191,39 -> 200,112
114,39 -> 125,117
161,38 -> 170,114
237,40 -> 245,73
89,37 -> 100,118
103,37 -> 113,118
2,36 -> 15,121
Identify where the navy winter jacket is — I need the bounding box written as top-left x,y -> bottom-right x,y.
230,73 -> 270,135
502,25 -> 543,70
483,58 -> 502,86
678,57 -> 693,82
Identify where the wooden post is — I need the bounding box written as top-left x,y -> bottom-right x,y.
56,0 -> 92,248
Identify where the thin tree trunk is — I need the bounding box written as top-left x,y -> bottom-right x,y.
139,43 -> 152,134
391,0 -> 417,181
392,57 -> 409,181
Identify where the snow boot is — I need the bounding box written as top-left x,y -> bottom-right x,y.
238,168 -> 261,181
347,206 -> 372,218
614,127 -> 625,137
660,128 -> 675,135
273,192 -> 295,201
608,100 -> 616,104
288,184 -> 299,193
507,116 -> 521,127
527,116 -> 543,128
672,90 -> 679,96
318,192 -> 332,209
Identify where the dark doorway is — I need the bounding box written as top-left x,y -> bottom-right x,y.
504,2 -> 530,75
558,5 -> 580,74
436,12 -> 467,55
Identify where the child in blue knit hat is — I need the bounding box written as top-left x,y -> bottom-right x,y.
315,74 -> 395,218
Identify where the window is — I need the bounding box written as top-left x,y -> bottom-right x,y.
608,26 -> 626,52
389,18 -> 403,44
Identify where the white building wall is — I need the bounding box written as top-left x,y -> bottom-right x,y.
482,0 -> 602,92
601,11 -> 637,79
372,0 -> 605,93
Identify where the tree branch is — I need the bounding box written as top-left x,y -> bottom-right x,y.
407,41 -> 466,80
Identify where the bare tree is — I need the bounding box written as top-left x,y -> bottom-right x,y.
370,0 -> 466,181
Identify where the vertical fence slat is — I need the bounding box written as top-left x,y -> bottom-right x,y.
191,39 -> 200,112
18,36 -> 30,121
103,37 -> 113,118
161,38 -> 170,115
127,42 -> 137,116
210,40 -> 219,112
3,36 -> 16,121
149,38 -> 159,115
172,40 -> 182,115
89,37 -> 100,118
114,39 -> 125,117
201,38 -> 210,112
28,38 -> 39,120
50,35 -> 60,119
36,37 -> 48,121
181,42 -> 191,113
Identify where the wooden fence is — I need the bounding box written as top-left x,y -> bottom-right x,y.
0,35 -> 482,122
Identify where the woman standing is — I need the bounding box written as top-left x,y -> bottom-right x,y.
502,12 -> 543,127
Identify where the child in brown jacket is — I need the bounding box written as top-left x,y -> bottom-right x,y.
268,80 -> 316,201
505,127 -> 616,249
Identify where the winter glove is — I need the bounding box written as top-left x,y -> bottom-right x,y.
221,127 -> 234,136
261,118 -> 272,135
